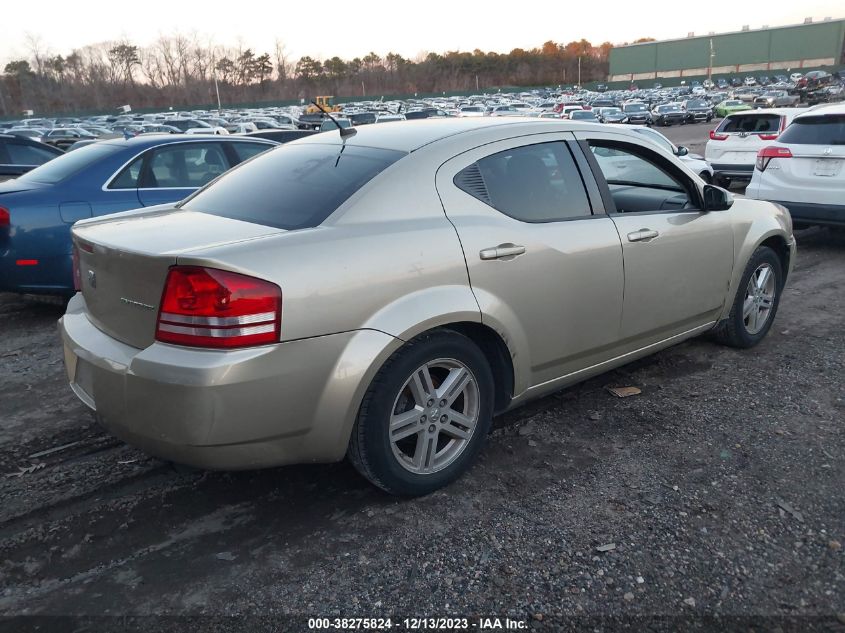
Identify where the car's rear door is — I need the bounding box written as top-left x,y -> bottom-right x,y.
572,130 -> 734,345
436,133 -> 625,392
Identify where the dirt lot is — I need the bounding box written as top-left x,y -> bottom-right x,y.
0,123 -> 843,631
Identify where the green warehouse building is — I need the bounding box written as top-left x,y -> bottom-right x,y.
608,17 -> 845,85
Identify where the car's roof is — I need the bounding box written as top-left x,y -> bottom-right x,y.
726,107 -> 803,117
97,134 -> 277,150
292,118 -> 608,153
797,102 -> 845,117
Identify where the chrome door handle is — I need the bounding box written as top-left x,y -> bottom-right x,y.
479,243 -> 526,260
627,229 -> 660,243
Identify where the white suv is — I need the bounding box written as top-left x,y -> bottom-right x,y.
746,103 -> 845,228
705,108 -> 803,187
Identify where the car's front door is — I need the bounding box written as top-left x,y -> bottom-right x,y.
436,135 -> 624,395
572,131 -> 735,344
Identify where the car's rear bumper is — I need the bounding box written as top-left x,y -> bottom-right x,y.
771,201 -> 845,227
59,293 -> 401,470
711,163 -> 754,180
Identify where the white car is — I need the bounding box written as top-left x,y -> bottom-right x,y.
630,126 -> 715,183
789,73 -> 803,84
458,106 -> 486,118
705,108 -> 803,187
746,103 -> 845,228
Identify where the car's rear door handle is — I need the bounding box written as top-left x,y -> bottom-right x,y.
627,229 -> 660,243
479,243 -> 526,260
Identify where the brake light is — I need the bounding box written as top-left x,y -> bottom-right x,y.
72,245 -> 81,291
759,134 -> 779,140
0,206 -> 9,228
756,146 -> 792,172
709,130 -> 729,141
155,266 -> 281,349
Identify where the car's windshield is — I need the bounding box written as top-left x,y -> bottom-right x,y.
17,143 -> 120,184
624,104 -> 647,112
686,100 -> 707,108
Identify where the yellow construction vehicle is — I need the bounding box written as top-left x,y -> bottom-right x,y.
305,96 -> 343,114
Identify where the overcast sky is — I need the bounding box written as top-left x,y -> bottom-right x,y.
1,1 -> 843,66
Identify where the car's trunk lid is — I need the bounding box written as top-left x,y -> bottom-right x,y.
73,209 -> 285,349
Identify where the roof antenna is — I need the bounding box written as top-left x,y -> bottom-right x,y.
311,100 -> 356,139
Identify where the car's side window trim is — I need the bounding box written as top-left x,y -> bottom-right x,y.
566,140 -> 606,216
578,138 -> 704,215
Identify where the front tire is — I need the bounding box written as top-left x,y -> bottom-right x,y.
713,246 -> 783,348
348,330 -> 495,496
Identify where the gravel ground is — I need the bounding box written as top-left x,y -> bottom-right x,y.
0,123 -> 843,631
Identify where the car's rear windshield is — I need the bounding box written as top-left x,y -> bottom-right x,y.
717,113 -> 781,134
777,115 -> 845,145
17,143 -> 120,184
181,143 -> 405,230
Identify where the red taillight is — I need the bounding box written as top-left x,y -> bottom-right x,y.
0,206 -> 9,227
155,266 -> 281,349
709,130 -> 729,141
72,245 -> 82,291
756,146 -> 793,172
759,133 -> 779,140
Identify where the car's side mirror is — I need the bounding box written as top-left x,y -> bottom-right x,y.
676,146 -> 689,157
703,184 -> 734,211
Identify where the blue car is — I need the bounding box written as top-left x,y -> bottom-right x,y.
0,134 -> 277,295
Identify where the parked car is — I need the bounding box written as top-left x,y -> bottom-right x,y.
705,108 -> 802,187
717,79 -> 730,89
458,106 -> 486,118
59,119 -> 794,496
629,126 -> 715,182
714,99 -> 752,118
166,119 -> 228,135
0,135 -> 277,295
789,73 -> 804,84
746,103 -> 845,228
796,70 -> 833,91
744,76 -> 757,86
568,110 -> 598,121
681,99 -> 713,123
752,91 -> 800,109
621,102 -> 652,125
42,128 -> 97,150
651,103 -> 685,126
0,134 -> 64,182
596,107 -> 628,124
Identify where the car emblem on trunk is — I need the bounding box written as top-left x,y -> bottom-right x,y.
824,147 -> 832,155
87,270 -> 96,288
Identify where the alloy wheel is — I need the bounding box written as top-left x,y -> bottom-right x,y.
742,263 -> 777,335
389,359 -> 480,475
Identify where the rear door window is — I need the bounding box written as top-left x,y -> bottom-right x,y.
230,142 -> 274,163
181,144 -> 404,230
777,115 -> 845,145
144,143 -> 229,188
454,141 -> 591,222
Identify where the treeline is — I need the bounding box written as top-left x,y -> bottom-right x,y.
0,35 -> 613,116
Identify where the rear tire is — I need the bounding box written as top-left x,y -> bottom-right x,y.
348,330 -> 495,496
712,246 -> 783,349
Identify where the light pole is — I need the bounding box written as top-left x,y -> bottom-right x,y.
578,56 -> 581,88
708,38 -> 715,85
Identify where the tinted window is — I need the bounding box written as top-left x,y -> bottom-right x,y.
6,142 -> 58,165
717,114 -> 781,134
231,142 -> 273,163
17,143 -> 120,184
455,142 -> 591,223
182,144 -> 404,230
589,142 -> 693,212
109,155 -> 144,189
146,143 -> 229,188
777,115 -> 845,145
